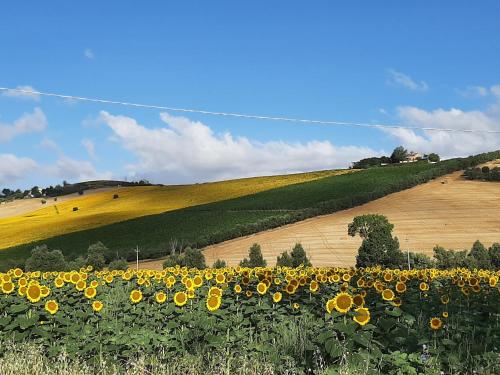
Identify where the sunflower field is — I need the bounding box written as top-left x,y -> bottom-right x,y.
1,266 -> 499,374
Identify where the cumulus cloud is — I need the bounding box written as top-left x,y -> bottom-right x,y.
387,69 -> 428,91
0,154 -> 38,184
45,156 -> 113,182
1,85 -> 41,101
382,99 -> 500,158
100,111 -> 380,184
81,138 -> 97,159
0,108 -> 47,142
84,48 -> 94,59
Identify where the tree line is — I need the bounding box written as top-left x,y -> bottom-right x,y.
463,166 -> 500,181
352,146 -> 440,169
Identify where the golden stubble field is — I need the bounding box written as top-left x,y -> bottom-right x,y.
0,170 -> 347,249
200,171 -> 500,268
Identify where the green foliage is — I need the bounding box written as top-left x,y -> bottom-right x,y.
162,254 -> 184,268
66,256 -> 86,271
349,215 -> 405,268
408,252 -> 435,269
183,247 -> 206,269
85,241 -> 107,271
390,146 -> 408,163
24,245 -> 67,272
433,246 -> 467,269
212,259 -> 227,268
490,243 -> 500,269
464,166 -> 500,181
240,243 -> 267,267
108,258 -> 129,270
427,153 -> 440,162
277,243 -> 312,267
2,150 -> 499,267
467,240 -> 491,269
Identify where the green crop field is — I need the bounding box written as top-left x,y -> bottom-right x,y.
0,151 -> 498,270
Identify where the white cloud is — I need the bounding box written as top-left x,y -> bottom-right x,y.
0,108 -> 47,142
458,85 -> 489,98
84,48 -> 94,59
2,85 -> 40,101
39,137 -> 62,154
0,154 -> 38,185
81,138 -> 97,159
382,103 -> 500,158
45,156 -> 112,182
387,69 -> 428,91
100,111 -> 380,184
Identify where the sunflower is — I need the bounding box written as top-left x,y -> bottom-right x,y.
332,274 -> 341,283
26,284 -> 42,302
130,289 -> 143,303
383,272 -> 393,282
395,282 -> 407,293
18,286 -> 27,296
353,307 -> 371,326
1,281 -> 14,294
392,297 -> 402,307
70,272 -> 80,284
256,282 -> 268,295
193,275 -> 203,288
285,283 -> 297,295
342,273 -> 351,282
440,295 -> 449,304
489,276 -> 498,287
234,284 -> 242,293
273,291 -> 282,303
442,311 -> 449,318
209,286 -> 222,298
174,291 -> 188,306
309,280 -> 319,293
92,300 -> 104,312
206,295 -> 222,312
429,317 -> 443,330
245,290 -> 253,298
54,278 -> 65,288
45,300 -> 59,315
13,268 -> 23,278
187,290 -> 195,299
215,274 -> 226,284
76,280 -> 86,291
84,287 -> 97,299
90,280 -> 99,288
353,294 -> 365,306
471,284 -> 481,293
155,291 -> 167,304
382,289 -> 395,301
419,282 -> 429,291
333,292 -> 353,314
18,278 -> 28,287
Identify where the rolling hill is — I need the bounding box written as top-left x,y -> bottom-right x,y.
0,170 -> 345,250
0,150 -> 498,270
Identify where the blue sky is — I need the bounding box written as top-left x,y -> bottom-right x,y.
1,1 -> 500,189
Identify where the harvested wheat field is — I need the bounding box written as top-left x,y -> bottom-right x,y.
202,171 -> 500,268
0,170 -> 347,250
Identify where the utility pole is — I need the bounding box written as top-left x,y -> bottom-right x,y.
407,250 -> 411,270
135,245 -> 140,271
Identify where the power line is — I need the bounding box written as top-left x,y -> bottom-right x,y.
1,86 -> 499,134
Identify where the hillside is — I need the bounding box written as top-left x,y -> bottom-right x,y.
0,170 -> 345,250
202,170 -> 500,267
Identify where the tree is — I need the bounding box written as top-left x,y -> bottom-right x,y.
212,259 -> 227,269
467,240 -> 491,269
86,241 -> 107,271
183,247 -> 206,269
108,259 -> 129,271
390,146 -> 408,163
276,251 -> 293,267
30,186 -> 41,198
428,153 -> 440,162
66,256 -> 86,271
489,243 -> 500,270
2,188 -> 12,197
277,243 -> 312,267
433,246 -> 467,269
481,166 -> 490,174
25,245 -> 67,271
408,252 -> 435,269
240,243 -> 267,267
349,214 -> 405,268
162,254 -> 184,268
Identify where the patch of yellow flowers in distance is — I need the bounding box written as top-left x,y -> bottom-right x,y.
0,170 -> 349,249
1,265 -> 498,331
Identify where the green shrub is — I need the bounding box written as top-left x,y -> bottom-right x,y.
108,258 -> 129,270
212,259 -> 227,268
25,245 -> 67,272
66,256 -> 86,271
277,243 -> 312,267
183,247 -> 206,269
85,242 -> 107,271
162,254 -> 185,268
240,243 -> 267,267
